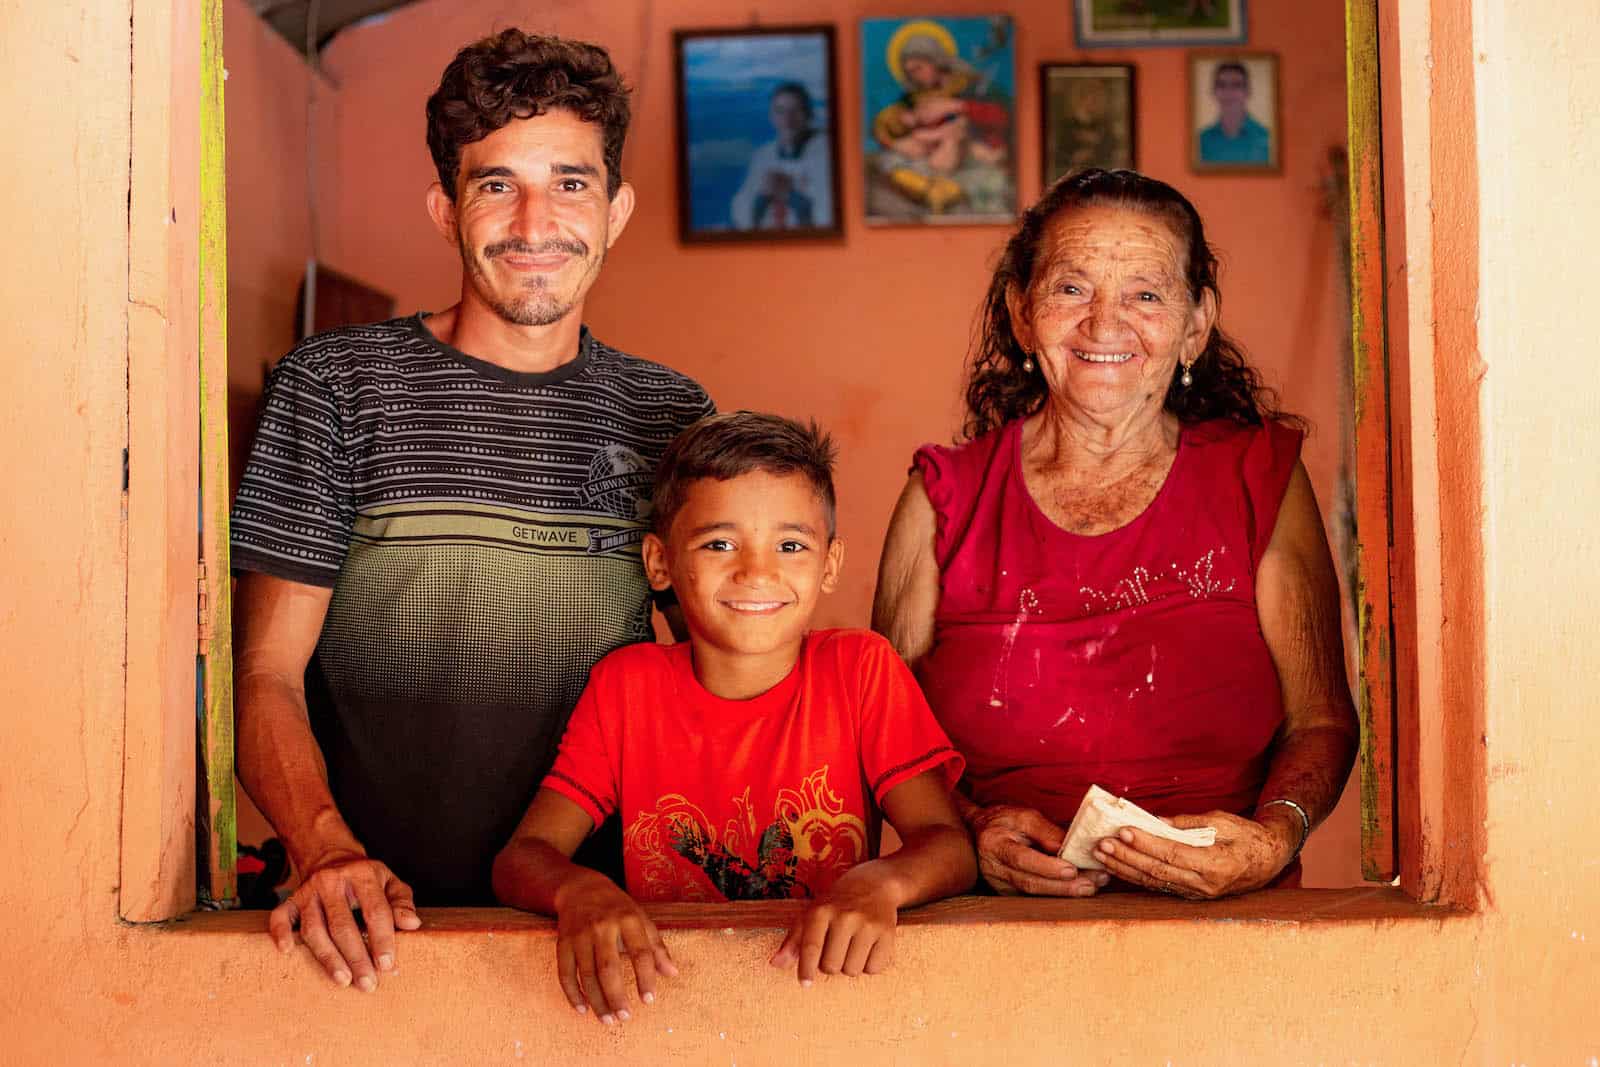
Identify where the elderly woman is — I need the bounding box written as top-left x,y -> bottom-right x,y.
873,169 -> 1358,899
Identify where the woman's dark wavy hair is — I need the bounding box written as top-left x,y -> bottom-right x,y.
963,168 -> 1297,439
426,29 -> 630,199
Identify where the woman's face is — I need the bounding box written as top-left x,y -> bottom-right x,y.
1011,203 -> 1216,424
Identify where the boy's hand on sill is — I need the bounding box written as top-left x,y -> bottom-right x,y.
267,852 -> 420,992
554,874 -> 678,1025
769,864 -> 900,983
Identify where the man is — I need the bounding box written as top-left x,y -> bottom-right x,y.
229,29 -> 713,992
1198,60 -> 1272,165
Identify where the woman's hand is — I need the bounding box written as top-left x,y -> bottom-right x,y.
968,804 -> 1110,897
1092,809 -> 1300,900
553,874 -> 677,1025
770,864 -> 900,983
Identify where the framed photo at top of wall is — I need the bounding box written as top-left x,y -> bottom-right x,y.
1188,51 -> 1280,173
1040,63 -> 1135,187
673,26 -> 843,242
859,15 -> 1018,225
1073,0 -> 1247,48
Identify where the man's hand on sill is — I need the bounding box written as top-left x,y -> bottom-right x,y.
268,850 -> 421,992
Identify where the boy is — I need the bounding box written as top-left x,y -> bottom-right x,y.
492,412 -> 976,1024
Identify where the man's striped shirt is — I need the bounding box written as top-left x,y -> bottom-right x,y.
231,314 -> 713,903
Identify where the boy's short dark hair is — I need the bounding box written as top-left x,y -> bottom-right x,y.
652,412 -> 839,538
426,29 -> 631,199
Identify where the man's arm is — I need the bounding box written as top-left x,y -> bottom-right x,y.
493,789 -> 676,1025
234,571 -> 420,990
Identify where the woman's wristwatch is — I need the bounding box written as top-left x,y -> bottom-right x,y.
1257,798 -> 1311,862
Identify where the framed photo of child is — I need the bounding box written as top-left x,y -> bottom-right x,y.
1187,51 -> 1280,173
1040,63 -> 1136,187
1073,0 -> 1248,48
859,15 -> 1018,225
672,26 -> 843,242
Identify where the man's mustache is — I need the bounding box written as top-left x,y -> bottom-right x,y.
484,237 -> 588,260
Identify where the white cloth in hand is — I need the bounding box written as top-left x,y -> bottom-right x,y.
1058,784 -> 1217,870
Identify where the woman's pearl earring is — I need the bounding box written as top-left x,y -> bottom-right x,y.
1022,352 -> 1035,373
1181,362 -> 1194,388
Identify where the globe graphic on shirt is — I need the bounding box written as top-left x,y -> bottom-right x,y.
579,444 -> 654,520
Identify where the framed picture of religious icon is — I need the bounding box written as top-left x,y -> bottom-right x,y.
1188,51 -> 1280,173
1073,0 -> 1248,48
859,15 -> 1018,225
1040,63 -> 1136,187
673,25 -> 844,242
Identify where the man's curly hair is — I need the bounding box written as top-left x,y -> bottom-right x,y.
426,29 -> 631,199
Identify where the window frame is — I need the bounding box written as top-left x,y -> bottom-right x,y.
121,0 -> 1485,922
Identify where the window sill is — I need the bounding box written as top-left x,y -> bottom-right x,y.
151,886 -> 1459,938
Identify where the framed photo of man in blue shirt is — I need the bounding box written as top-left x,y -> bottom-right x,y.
1188,52 -> 1279,173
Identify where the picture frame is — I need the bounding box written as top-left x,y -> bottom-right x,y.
1187,51 -> 1280,173
1040,63 -> 1136,187
1072,0 -> 1248,49
672,26 -> 844,243
859,15 -> 1018,225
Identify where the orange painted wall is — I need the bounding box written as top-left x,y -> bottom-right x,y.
224,0 -> 1362,880
6,0 -> 1600,1062
313,0 -> 1352,634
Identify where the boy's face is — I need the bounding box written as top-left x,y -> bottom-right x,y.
643,471 -> 842,663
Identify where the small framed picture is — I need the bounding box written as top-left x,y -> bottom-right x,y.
1188,51 -> 1279,173
1040,63 -> 1136,187
859,15 -> 1018,225
1073,0 -> 1248,48
672,26 -> 843,242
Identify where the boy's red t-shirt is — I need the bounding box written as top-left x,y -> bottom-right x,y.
543,628 -> 964,903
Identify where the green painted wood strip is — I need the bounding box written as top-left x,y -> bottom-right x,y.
199,0 -> 236,906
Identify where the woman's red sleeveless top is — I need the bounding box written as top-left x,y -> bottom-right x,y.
913,417 -> 1302,824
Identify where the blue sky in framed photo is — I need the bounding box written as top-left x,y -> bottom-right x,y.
859,16 -> 1016,156
682,32 -> 832,232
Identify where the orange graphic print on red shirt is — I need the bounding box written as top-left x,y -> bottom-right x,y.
625,765 -> 867,901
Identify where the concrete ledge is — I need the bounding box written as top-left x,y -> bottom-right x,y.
153,886 -> 1457,938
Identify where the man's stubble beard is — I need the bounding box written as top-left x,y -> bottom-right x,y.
463,234 -> 606,328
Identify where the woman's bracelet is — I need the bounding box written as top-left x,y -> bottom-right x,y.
1257,798 -> 1311,861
